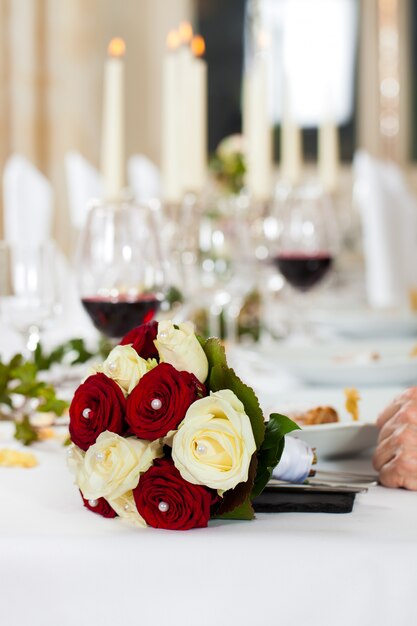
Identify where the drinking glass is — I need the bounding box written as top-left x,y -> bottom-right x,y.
75,199 -> 166,340
0,240 -> 60,354
193,193 -> 259,343
266,184 -> 338,336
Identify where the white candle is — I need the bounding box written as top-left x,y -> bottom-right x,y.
101,38 -> 126,201
243,53 -> 272,201
187,35 -> 207,193
161,30 -> 182,202
318,119 -> 339,193
281,78 -> 302,186
178,22 -> 195,193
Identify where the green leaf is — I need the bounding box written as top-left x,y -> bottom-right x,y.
202,337 -> 265,450
65,338 -> 95,365
216,497 -> 254,521
13,382 -> 46,398
251,413 -> 300,499
15,415 -> 38,446
202,337 -> 228,370
165,285 -> 184,307
11,361 -> 38,386
38,396 -> 69,416
36,384 -> 69,416
8,354 -> 23,370
0,394 -> 13,408
0,338 -> 104,446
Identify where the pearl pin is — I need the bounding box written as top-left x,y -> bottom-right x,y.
82,408 -> 91,419
197,443 -> 207,455
95,451 -> 105,462
159,330 -> 169,340
158,501 -> 170,513
67,448 -> 74,458
88,499 -> 98,508
151,398 -> 162,411
107,361 -> 117,372
124,503 -> 130,512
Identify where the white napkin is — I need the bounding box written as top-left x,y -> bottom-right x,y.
65,151 -> 102,230
353,151 -> 417,309
3,154 -> 53,246
128,154 -> 161,202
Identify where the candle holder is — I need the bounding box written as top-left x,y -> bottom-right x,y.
75,198 -> 166,340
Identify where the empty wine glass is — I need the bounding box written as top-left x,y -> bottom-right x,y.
266,183 -> 339,336
0,240 -> 60,354
75,199 -> 166,341
193,193 -> 259,344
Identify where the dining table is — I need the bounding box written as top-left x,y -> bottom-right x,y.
0,318 -> 417,626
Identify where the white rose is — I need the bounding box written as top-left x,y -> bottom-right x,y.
66,444 -> 84,476
102,345 -> 157,395
217,133 -> 245,159
172,389 -> 256,494
154,320 -> 208,383
76,431 -> 163,500
107,490 -> 146,528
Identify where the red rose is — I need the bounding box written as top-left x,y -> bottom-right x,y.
80,491 -> 117,518
125,363 -> 205,440
133,459 -> 212,530
120,321 -> 159,359
69,373 -> 126,451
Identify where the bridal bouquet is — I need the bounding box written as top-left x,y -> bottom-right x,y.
67,320 -> 298,530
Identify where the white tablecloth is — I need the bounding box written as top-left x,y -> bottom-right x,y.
0,435 -> 416,626
1,326 -> 417,626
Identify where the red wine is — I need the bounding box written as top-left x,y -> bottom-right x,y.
273,253 -> 333,291
81,294 -> 161,338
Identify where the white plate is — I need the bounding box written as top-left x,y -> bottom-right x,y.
289,421 -> 378,459
267,387 -> 397,459
257,340 -> 417,386
309,308 -> 417,339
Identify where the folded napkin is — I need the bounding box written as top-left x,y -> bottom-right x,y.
128,154 -> 161,202
65,151 -> 102,230
3,154 -> 53,246
354,151 -> 417,309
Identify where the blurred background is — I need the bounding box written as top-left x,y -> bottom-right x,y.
0,0 -> 414,253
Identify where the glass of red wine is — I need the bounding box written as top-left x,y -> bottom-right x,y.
76,199 -> 166,341
269,183 -> 338,337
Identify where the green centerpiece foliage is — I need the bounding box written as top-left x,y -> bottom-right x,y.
0,338 -> 111,445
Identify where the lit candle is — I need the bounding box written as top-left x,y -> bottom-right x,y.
162,29 -> 182,202
243,34 -> 272,201
101,37 -> 126,201
187,34 -> 207,193
178,22 -> 195,193
318,119 -> 339,194
281,76 -> 302,186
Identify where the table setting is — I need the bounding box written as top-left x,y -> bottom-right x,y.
1,6 -> 417,626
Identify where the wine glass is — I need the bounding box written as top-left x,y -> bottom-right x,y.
75,199 -> 166,341
266,183 -> 338,337
0,240 -> 60,354
193,193 -> 259,344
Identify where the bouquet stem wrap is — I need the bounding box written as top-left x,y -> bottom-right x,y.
272,436 -> 314,484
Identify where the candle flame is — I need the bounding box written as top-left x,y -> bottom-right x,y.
191,35 -> 205,58
166,29 -> 180,51
108,37 -> 126,58
179,21 -> 193,44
